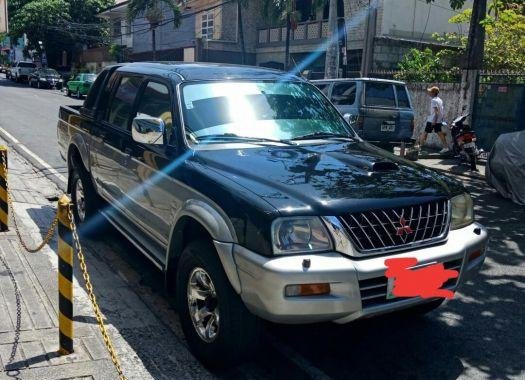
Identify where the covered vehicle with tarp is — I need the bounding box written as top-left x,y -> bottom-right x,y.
486,131 -> 525,205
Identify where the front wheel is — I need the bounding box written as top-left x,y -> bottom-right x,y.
176,241 -> 261,369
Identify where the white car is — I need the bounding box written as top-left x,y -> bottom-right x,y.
11,61 -> 37,83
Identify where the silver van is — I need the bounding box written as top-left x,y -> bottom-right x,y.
312,78 -> 415,147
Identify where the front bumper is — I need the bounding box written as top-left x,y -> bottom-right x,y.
232,222 -> 488,324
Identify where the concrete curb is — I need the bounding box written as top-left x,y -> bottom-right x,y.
0,127 -> 67,192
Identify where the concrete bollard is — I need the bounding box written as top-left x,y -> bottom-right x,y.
57,195 -> 74,355
0,146 -> 8,232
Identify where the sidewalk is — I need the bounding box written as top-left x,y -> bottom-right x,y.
0,144 -> 214,379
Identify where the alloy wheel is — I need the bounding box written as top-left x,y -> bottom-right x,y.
187,267 -> 220,343
74,178 -> 86,223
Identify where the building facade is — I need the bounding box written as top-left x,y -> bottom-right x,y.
97,0 -> 469,77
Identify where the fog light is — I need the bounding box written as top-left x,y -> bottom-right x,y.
285,283 -> 330,297
468,249 -> 483,262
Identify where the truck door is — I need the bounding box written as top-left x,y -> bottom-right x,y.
361,82 -> 399,143
395,84 -> 415,143
91,73 -> 143,217
120,79 -> 177,247
330,81 -> 359,134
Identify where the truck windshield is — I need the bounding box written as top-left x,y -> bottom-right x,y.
181,81 -> 354,144
19,62 -> 36,68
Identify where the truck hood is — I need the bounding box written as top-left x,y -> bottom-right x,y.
192,141 -> 463,215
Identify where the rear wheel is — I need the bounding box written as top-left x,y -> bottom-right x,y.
176,241 -> 261,369
70,160 -> 106,235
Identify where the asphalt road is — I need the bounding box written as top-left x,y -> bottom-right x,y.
0,74 -> 83,176
0,74 -> 523,380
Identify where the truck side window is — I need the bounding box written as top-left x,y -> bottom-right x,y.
396,85 -> 411,108
331,82 -> 357,105
105,75 -> 142,130
136,81 -> 174,142
316,84 -> 330,96
365,82 -> 396,107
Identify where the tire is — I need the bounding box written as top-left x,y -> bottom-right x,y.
176,240 -> 261,369
468,152 -> 477,171
66,87 -> 71,97
70,160 -> 106,235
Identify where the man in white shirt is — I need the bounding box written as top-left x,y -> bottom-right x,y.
419,86 -> 449,153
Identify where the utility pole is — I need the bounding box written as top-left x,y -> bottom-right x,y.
324,0 -> 339,79
460,0 -> 487,123
284,13 -> 291,71
361,1 -> 377,77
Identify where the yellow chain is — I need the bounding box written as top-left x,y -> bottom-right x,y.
1,157 -> 126,379
67,207 -> 127,380
1,159 -> 59,253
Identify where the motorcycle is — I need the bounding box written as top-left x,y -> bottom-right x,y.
445,114 -> 481,171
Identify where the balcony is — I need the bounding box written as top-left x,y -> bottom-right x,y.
258,19 -> 329,46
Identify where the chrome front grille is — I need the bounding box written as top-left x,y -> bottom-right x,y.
339,199 -> 450,254
359,258 -> 462,308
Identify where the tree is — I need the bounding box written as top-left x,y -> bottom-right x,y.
127,0 -> 181,60
9,0 -> 71,57
324,0 -> 338,78
395,6 -> 525,80
8,0 -> 114,66
234,0 -> 249,65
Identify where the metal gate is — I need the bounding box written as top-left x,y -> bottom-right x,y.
473,72 -> 525,151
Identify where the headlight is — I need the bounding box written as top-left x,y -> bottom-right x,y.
272,217 -> 332,255
40,78 -> 47,81
451,193 -> 474,230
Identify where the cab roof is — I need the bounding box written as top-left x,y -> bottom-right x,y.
115,62 -> 303,82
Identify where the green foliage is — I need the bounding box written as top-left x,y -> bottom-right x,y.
394,48 -> 460,82
127,0 -> 181,28
482,9 -> 525,70
397,5 -> 525,81
8,0 -> 114,66
9,0 -> 71,51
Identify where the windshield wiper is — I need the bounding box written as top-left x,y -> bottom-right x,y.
195,133 -> 294,145
288,132 -> 356,142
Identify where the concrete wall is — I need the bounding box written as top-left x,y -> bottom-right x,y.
132,9 -> 196,54
407,82 -> 462,148
380,0 -> 470,41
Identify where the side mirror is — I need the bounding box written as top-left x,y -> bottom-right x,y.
132,114 -> 165,145
343,113 -> 354,125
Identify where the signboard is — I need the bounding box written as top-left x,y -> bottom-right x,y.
0,0 -> 8,34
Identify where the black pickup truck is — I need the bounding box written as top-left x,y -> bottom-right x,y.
57,63 -> 488,368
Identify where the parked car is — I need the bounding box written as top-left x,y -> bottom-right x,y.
486,130 -> 525,205
312,78 -> 415,148
4,66 -> 12,79
65,73 -> 97,98
0,64 -> 7,74
11,61 -> 37,83
29,68 -> 64,89
57,63 -> 488,369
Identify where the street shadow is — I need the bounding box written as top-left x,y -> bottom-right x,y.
20,175 -> 524,380
269,175 -> 524,380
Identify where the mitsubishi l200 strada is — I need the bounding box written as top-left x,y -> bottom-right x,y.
57,63 -> 488,368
